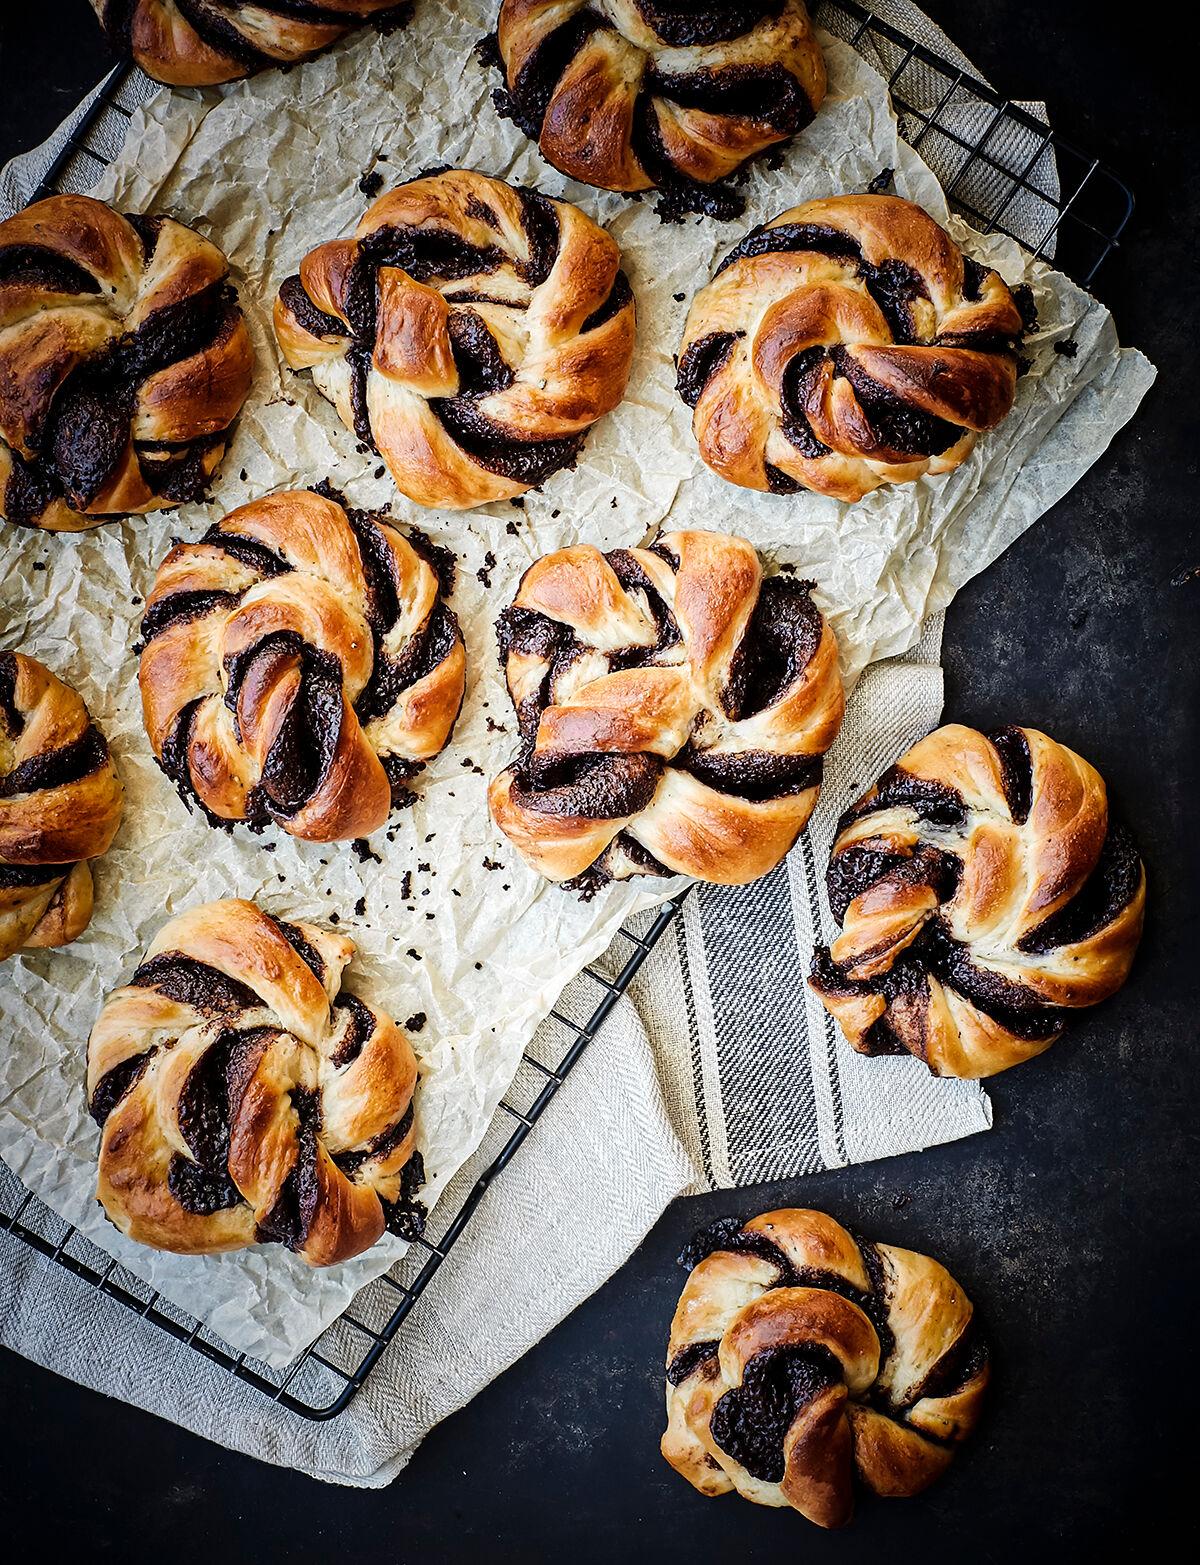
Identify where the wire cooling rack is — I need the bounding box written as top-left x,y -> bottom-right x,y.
2,4 -> 1135,1421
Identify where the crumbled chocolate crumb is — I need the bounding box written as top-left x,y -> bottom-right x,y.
509,496 -> 525,509
407,948 -> 421,960
673,292 -> 685,302
400,871 -> 413,900
867,167 -> 895,194
354,896 -> 366,918
483,857 -> 502,871
406,1012 -> 427,1032
506,520 -> 520,535
374,465 -> 386,479
477,550 -> 497,588
328,912 -> 340,924
358,169 -> 384,199
1054,338 -> 1079,358
352,838 -> 381,864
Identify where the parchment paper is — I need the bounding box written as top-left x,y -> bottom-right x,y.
0,4 -> 1153,1367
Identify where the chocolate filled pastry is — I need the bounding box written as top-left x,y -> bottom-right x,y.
0,653 -> 123,960
89,0 -> 411,87
86,897 -> 426,1262
486,1 -> 826,219
139,485 -> 466,841
677,194 -> 1033,502
488,530 -> 845,890
0,194 -> 254,533
272,169 -> 636,510
809,723 -> 1146,1079
662,1208 -> 989,1527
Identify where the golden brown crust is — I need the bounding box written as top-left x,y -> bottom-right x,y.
495,0 -> 826,202
0,652 -> 123,960
0,193 -> 253,533
138,486 -> 466,842
809,723 -> 1146,1078
488,530 -> 845,889
87,897 -> 423,1265
90,0 -> 407,88
273,169 -> 636,510
662,1208 -> 988,1527
678,194 -> 1029,502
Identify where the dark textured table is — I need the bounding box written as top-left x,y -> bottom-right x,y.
1,5 -> 1196,1557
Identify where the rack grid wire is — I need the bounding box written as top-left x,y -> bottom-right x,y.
2,0 -> 1134,1421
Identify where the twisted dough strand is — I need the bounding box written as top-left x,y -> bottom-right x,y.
663,1209 -> 988,1527
91,0 -> 411,87
273,169 -> 636,510
490,0 -> 826,216
87,898 -> 424,1264
488,530 -> 845,889
678,194 -> 1031,501
0,194 -> 253,533
0,653 -> 124,960
809,723 -> 1146,1078
139,486 -> 466,842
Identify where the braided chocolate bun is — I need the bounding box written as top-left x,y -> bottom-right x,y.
273,170 -> 636,510
488,530 -> 845,890
0,653 -> 123,960
86,898 -> 425,1262
663,1209 -> 988,1527
89,0 -> 411,87
489,1 -> 826,218
677,194 -> 1031,502
139,486 -> 466,842
0,195 -> 254,533
809,724 -> 1146,1079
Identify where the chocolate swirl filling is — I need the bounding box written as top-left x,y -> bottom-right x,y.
0,222 -> 245,528
668,1215 -> 986,1482
681,219 -> 1034,467
812,730 -> 1144,1050
497,554 -> 829,892
281,183 -> 619,490
89,952 -> 425,1246
98,0 -> 413,79
484,3 -> 819,220
141,490 -> 462,830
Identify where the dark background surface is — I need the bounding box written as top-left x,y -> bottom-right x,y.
0,4 -> 1196,1559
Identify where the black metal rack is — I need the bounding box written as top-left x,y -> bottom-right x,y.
1,2 -> 1135,1422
